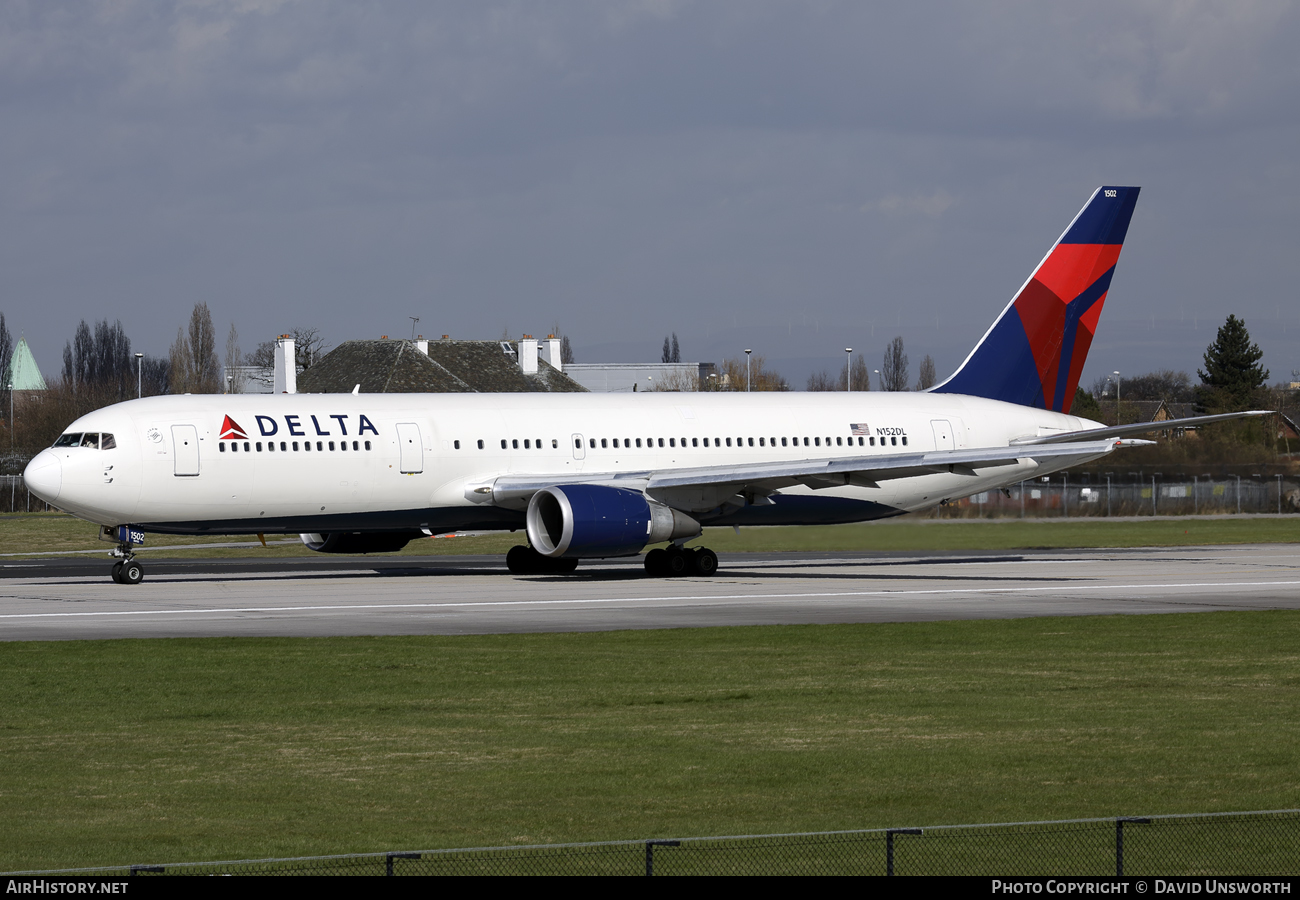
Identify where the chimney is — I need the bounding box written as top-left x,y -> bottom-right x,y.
519,335 -> 539,375
415,334 -> 428,355
273,335 -> 296,394
545,334 -> 563,372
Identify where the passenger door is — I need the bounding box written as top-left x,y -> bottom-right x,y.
396,422 -> 423,474
172,425 -> 200,476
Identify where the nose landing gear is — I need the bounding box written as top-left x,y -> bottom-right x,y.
110,545 -> 143,584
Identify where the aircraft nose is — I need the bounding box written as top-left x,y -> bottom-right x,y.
24,450 -> 61,503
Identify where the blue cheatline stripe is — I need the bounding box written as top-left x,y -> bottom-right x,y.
1050,266 -> 1115,411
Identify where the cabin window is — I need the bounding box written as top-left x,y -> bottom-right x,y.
53,433 -> 82,448
623,437 -> 630,447
869,437 -> 875,446
339,442 -> 345,451
538,439 -> 544,449
257,442 -> 264,452
316,441 -> 323,451
725,437 -> 732,447
836,437 -> 842,446
352,441 -> 359,450
280,442 -> 287,451
901,436 -> 908,446
681,437 -> 687,447
657,438 -> 664,447
80,433 -> 99,448
857,437 -> 864,446
636,438 -> 642,448
551,440 -> 557,449
512,439 -> 519,449
453,440 -> 460,450
814,437 -> 820,446
669,438 -> 675,447
267,442 -> 275,452
365,441 -> 372,450
219,442 -> 226,453
758,437 -> 764,447
478,440 -> 484,449
501,439 -> 508,449
303,442 -> 310,452
780,437 -> 787,446
601,438 -> 608,448
891,436 -> 897,446
522,439 -> 529,449
101,434 -> 116,449
327,441 -> 334,451
590,438 -> 596,448
231,442 -> 239,453
691,438 -> 698,448
292,441 -> 299,451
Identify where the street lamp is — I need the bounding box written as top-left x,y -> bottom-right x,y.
845,348 -> 853,392
135,352 -> 144,398
1113,371 -> 1121,403
745,349 -> 752,392
873,369 -> 880,392
7,382 -> 11,450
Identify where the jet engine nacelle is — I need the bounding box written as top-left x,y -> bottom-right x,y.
299,531 -> 419,554
526,484 -> 700,558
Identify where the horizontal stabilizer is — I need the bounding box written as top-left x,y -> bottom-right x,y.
1012,410 -> 1274,445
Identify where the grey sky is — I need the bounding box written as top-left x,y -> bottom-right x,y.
3,1 -> 1298,390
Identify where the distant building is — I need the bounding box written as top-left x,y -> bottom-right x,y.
8,338 -> 47,397
296,336 -> 587,394
564,362 -> 717,392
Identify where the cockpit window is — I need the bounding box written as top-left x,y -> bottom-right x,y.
51,432 -> 114,449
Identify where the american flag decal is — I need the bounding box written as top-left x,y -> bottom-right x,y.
850,423 -> 870,435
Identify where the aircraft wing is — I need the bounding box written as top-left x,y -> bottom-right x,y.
1012,410 -> 1273,445
486,438 -> 1135,508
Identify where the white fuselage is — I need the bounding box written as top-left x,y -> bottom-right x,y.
24,391 -> 1107,535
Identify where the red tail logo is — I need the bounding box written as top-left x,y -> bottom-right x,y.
219,415 -> 248,440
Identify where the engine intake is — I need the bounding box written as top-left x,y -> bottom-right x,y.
299,531 -> 420,554
526,484 -> 700,558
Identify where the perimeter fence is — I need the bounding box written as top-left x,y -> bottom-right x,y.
14,809 -> 1300,877
937,475 -> 1299,518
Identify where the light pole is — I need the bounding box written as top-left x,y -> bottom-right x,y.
7,382 -> 11,450
745,349 -> 752,392
873,369 -> 880,392
845,348 -> 853,392
135,352 -> 144,398
409,316 -> 420,339
1113,370 -> 1121,403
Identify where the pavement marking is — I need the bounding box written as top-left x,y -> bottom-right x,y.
3,579 -> 1300,620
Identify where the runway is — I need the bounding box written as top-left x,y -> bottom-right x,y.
1,544 -> 1298,641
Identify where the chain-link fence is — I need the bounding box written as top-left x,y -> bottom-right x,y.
938,476 -> 1298,518
11,809 -> 1299,876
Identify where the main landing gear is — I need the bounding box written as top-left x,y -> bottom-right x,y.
110,544 -> 143,585
644,545 -> 718,577
506,545 -> 580,575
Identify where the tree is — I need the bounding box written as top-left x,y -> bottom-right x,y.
169,303 -> 221,394
224,323 -> 243,393
0,313 -> 12,424
881,336 -> 909,392
806,370 -> 835,391
560,335 -> 575,365
1118,369 -> 1194,403
661,333 -> 681,363
246,327 -> 328,376
1198,315 -> 1269,412
717,354 -> 789,391
61,319 -> 133,402
1072,386 -> 1102,420
915,355 -> 937,390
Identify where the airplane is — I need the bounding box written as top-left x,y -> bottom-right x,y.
22,185 -> 1270,584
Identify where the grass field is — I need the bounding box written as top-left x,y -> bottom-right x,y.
1,511 -> 1297,559
4,611 -> 1300,871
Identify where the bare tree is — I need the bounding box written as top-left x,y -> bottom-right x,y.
671,333 -> 680,363
62,319 -> 133,402
806,370 -> 835,391
561,335 -> 575,365
838,356 -> 870,391
170,303 -> 221,394
0,313 -> 13,422
717,354 -> 789,391
224,323 -> 243,393
881,336 -> 909,392
915,354 -> 937,390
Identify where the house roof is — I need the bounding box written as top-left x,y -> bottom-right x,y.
7,338 -> 46,391
296,339 -> 587,394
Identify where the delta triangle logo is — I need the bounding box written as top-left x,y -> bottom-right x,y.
219,415 -> 248,441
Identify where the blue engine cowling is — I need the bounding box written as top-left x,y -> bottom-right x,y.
526,484 -> 699,559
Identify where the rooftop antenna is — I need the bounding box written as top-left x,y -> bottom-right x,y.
409,317 -> 420,339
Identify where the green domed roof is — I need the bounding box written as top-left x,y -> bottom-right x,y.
8,338 -> 46,391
